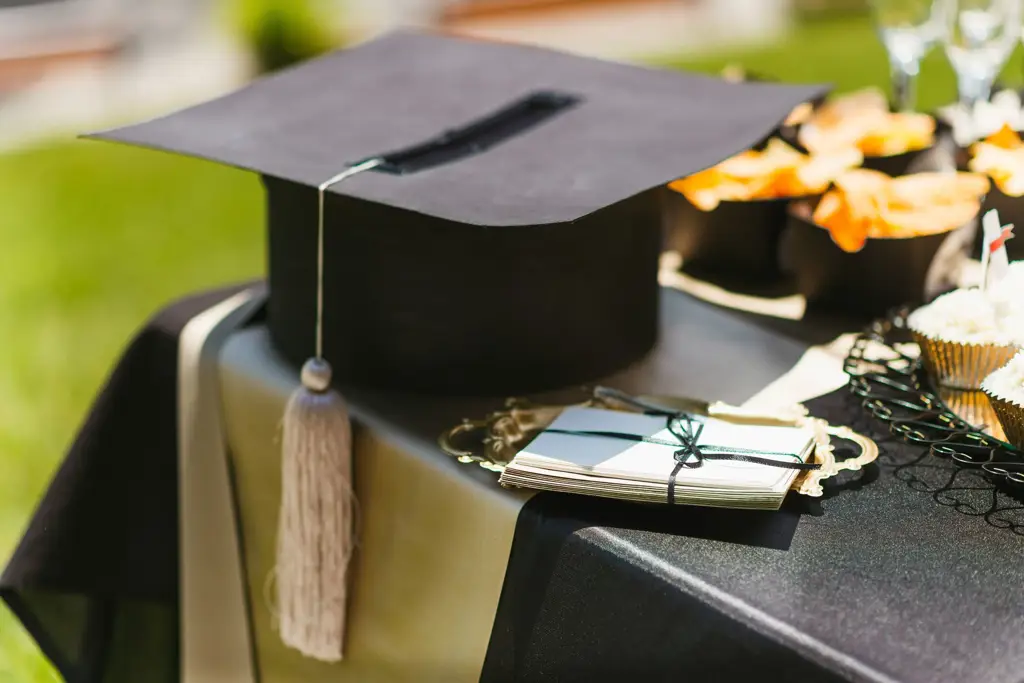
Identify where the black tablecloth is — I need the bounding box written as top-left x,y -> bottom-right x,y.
0,283 -> 259,683
484,388 -> 1024,683
6,284 -> 1024,683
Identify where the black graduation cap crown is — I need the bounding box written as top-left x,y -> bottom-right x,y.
94,30 -> 826,395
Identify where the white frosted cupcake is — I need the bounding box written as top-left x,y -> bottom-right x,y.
908,288 -> 1021,389
989,261 -> 1024,340
989,261 -> 1024,308
982,352 -> 1024,448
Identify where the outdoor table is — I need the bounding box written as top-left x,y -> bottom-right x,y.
4,283 -> 1024,683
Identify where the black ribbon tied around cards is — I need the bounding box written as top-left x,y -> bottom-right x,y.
544,387 -> 820,505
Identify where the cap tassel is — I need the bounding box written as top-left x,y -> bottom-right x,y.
277,358 -> 353,662
274,159 -> 380,661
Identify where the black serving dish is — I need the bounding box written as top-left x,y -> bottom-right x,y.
780,199 -> 976,315
780,127 -> 930,178
868,116 -> 954,176
859,148 -> 924,177
783,112 -> 952,179
664,191 -> 813,280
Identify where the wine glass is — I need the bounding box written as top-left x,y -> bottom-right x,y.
868,0 -> 943,111
942,0 -> 1022,132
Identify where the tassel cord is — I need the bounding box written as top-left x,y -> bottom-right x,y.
274,158 -> 381,662
315,159 -> 382,361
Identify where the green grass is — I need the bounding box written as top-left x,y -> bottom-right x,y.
1,11 -> 1021,681
0,144 -> 263,681
655,12 -> 1023,111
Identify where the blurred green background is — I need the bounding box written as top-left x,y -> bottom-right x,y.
0,3 -> 1021,681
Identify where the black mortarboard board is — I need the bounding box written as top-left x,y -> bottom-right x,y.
92,30 -> 826,395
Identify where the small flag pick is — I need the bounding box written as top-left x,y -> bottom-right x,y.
981,209 -> 1015,292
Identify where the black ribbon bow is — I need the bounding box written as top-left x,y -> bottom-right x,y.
543,387 -> 820,505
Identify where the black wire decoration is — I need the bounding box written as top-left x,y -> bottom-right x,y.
844,307 -> 1024,534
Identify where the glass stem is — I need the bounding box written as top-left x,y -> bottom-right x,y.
890,59 -> 919,112
957,71 -> 993,140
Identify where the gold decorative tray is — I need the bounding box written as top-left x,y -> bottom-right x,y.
439,389 -> 877,498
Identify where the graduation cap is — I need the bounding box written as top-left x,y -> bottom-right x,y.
94,29 -> 824,395
91,29 -> 825,662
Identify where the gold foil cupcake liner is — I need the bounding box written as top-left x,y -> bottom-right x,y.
937,387 -> 1007,441
983,391 -> 1024,450
910,330 -> 1017,391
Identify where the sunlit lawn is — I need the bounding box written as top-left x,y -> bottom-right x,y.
0,145 -> 263,681
1,12 -> 1021,682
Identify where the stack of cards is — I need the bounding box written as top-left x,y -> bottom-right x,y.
498,406 -> 817,510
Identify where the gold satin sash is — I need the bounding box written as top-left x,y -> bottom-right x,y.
217,327 -> 530,683
181,293 -> 856,682
178,289 -> 265,683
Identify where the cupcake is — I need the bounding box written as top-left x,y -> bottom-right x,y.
982,352 -> 1024,448
908,287 -> 1023,389
986,260 -> 1024,321
991,260 -> 1024,299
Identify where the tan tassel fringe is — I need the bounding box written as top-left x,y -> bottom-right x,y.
277,357 -> 354,662
275,159 -> 377,661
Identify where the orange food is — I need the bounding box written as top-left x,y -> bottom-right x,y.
798,88 -> 935,158
857,112 -> 935,157
669,138 -> 862,211
783,101 -> 814,128
969,125 -> 1024,196
811,169 -> 989,253
984,123 -> 1023,150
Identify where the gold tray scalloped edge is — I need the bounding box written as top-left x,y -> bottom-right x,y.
439,393 -> 877,498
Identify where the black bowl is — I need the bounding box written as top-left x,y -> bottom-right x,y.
861,148 -> 928,177
780,199 -> 976,315
782,112 -> 952,178
664,191 -> 813,280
